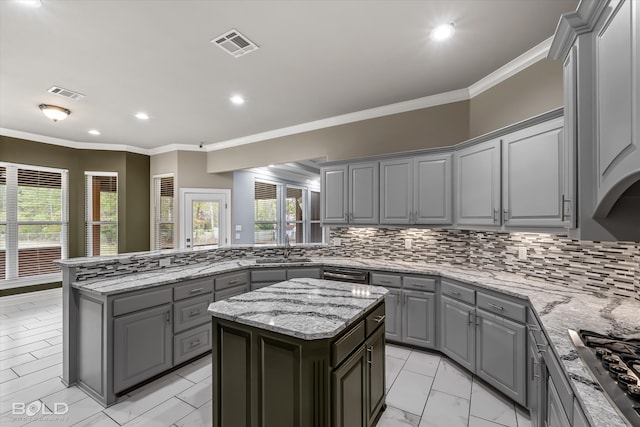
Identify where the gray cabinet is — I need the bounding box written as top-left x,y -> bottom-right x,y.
455,138 -> 501,227
214,270 -> 248,301
384,289 -> 402,342
402,290 -> 435,348
547,377 -> 571,427
379,154 -> 453,225
113,303 -> 172,393
572,398 -> 590,427
440,295 -> 475,371
321,162 -> 379,225
527,331 -> 545,427
475,309 -> 526,405
501,118 -> 568,228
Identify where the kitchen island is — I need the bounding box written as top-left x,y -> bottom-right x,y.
207,278 -> 389,427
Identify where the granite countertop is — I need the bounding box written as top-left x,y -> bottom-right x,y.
206,278 -> 388,340
67,257 -> 640,427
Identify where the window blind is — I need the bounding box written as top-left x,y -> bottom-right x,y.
254,181 -> 279,244
0,163 -> 68,281
85,172 -> 118,256
153,175 -> 174,250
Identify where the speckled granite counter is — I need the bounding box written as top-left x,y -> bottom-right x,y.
68,257 -> 640,426
207,278 -> 388,340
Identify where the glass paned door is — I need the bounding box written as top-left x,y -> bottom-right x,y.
184,191 -> 227,249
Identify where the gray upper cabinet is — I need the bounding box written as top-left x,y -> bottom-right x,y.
113,303 -> 173,393
502,118 -> 568,228
321,162 -> 379,225
321,164 -> 349,224
349,161 -> 379,224
379,154 -> 453,225
455,139 -> 501,227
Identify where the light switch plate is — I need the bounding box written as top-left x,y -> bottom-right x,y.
518,247 -> 527,260
404,238 -> 412,249
235,225 -> 242,231
235,233 -> 241,240
333,238 -> 341,246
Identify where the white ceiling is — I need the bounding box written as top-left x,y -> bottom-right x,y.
0,0 -> 578,153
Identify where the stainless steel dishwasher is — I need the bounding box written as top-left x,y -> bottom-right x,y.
322,267 -> 370,284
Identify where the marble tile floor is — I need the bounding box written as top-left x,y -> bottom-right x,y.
0,288 -> 532,427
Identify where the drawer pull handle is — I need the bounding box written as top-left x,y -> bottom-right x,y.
190,339 -> 201,348
229,280 -> 239,285
527,324 -> 541,331
367,347 -> 373,365
165,311 -> 171,323
373,314 -> 386,323
380,280 -> 391,284
189,309 -> 201,317
468,312 -> 473,325
449,290 -> 461,296
488,303 -> 504,311
190,288 -> 204,294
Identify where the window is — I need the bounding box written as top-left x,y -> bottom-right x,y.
254,181 -> 279,245
85,172 -> 118,256
153,175 -> 174,250
253,179 -> 323,245
0,162 -> 68,281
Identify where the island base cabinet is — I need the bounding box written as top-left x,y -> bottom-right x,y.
366,326 -> 386,427
113,304 -> 173,394
333,346 -> 366,427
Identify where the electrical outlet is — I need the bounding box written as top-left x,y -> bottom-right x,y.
518,247 -> 527,260
235,233 -> 241,240
159,257 -> 171,267
404,238 -> 412,249
333,237 -> 341,246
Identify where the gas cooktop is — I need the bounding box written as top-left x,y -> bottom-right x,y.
569,329 -> 640,427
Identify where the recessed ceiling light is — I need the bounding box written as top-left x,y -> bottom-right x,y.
430,23 -> 455,41
88,129 -> 101,136
16,0 -> 42,8
268,164 -> 275,168
230,95 -> 245,105
135,112 -> 149,120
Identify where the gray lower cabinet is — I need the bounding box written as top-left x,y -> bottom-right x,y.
384,289 -> 402,342
475,309 -> 526,405
214,270 -> 249,301
401,290 -> 435,348
527,331 -> 545,427
113,303 -> 173,393
440,295 -> 475,371
547,377 -> 571,427
174,323 -> 212,366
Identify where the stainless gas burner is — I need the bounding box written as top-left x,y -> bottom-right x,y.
569,329 -> 640,427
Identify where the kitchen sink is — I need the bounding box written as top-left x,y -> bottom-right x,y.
255,257 -> 312,264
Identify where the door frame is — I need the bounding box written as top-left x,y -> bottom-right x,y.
179,188 -> 231,249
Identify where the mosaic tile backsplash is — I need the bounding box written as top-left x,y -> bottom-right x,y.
73,227 -> 639,300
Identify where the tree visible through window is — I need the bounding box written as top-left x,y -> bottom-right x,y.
86,173 -> 118,256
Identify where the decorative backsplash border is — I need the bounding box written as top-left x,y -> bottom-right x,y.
73,227 -> 639,300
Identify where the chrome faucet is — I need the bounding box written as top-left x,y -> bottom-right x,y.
284,234 -> 292,259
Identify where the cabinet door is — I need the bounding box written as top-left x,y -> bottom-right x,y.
384,289 -> 402,342
440,296 -> 475,371
333,346 -> 366,427
366,326 -> 386,426
527,332 -> 545,427
547,377 -> 571,427
502,118 -> 566,228
455,139 -> 501,226
594,0 -> 640,211
114,304 -> 172,393
380,159 -> 412,225
349,162 -> 379,224
562,46 -> 578,228
475,309 -> 526,406
402,290 -> 436,348
321,165 -> 348,224
414,153 -> 453,225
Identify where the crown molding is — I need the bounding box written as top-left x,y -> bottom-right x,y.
146,144 -> 203,156
468,36 -> 553,98
548,0 -> 607,60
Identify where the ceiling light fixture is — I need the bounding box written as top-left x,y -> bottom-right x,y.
430,23 -> 455,41
39,104 -> 70,122
16,0 -> 42,8
88,129 -> 101,136
230,95 -> 245,105
135,112 -> 149,120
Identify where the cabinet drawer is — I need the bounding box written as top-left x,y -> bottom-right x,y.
332,320 -> 365,367
365,303 -> 385,337
113,287 -> 172,317
251,282 -> 276,291
215,285 -> 247,301
173,277 -> 214,301
174,323 -> 211,366
403,276 -> 436,292
215,271 -> 248,291
287,267 -> 322,280
173,294 -> 213,334
370,273 -> 401,288
441,280 -> 475,305
476,292 -> 526,323
251,269 -> 286,283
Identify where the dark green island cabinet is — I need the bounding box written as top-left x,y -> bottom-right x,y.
208,278 -> 389,427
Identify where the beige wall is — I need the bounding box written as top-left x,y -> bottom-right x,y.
207,101 -> 470,173
469,59 -> 563,138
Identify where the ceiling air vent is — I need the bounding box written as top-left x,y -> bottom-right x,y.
47,86 -> 85,101
211,29 -> 259,58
